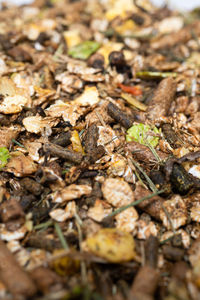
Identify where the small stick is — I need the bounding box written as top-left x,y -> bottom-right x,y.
107,102 -> 134,129
44,143 -> 83,164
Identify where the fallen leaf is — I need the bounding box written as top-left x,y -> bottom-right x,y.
68,41 -> 101,60
126,123 -> 160,147
5,152 -> 37,177
86,228 -> 135,263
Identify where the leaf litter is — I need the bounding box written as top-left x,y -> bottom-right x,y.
0,0 -> 200,299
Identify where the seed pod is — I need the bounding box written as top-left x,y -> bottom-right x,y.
88,53 -> 104,69
109,51 -> 126,68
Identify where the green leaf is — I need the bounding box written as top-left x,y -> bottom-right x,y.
0,147 -> 10,169
126,123 -> 160,148
68,41 -> 101,60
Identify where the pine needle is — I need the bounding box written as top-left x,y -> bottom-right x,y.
103,189 -> 165,220
54,222 -> 69,250
130,158 -> 158,193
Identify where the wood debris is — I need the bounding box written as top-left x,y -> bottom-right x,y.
0,0 -> 199,299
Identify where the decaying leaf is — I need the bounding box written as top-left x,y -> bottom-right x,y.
88,200 -> 112,222
23,116 -> 59,134
115,207 -> 138,233
49,201 -> 76,222
70,130 -> 85,154
0,126 -> 21,148
5,152 -> 37,177
160,195 -> 187,230
52,184 -> 92,203
0,77 -> 30,114
102,178 -> 134,207
86,228 -> 136,263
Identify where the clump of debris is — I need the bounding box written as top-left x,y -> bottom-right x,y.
0,0 -> 200,299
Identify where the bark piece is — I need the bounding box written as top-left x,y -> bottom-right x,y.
129,266 -> 159,300
162,245 -> 184,261
145,235 -> 159,268
20,178 -> 43,196
151,21 -> 200,49
7,46 -> 32,62
0,240 -> 36,297
134,184 -> 164,220
51,131 -> 72,147
26,233 -> 61,251
0,198 -> 25,231
107,102 -> 134,129
0,126 -> 20,148
30,267 -> 63,294
84,124 -> 105,163
44,142 -> 83,164
161,123 -> 180,148
147,77 -> 176,120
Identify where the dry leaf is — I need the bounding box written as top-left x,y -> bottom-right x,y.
102,178 -> 134,207
23,116 -> 59,134
5,152 -> 37,177
52,184 -> 92,203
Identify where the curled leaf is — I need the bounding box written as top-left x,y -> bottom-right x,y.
126,123 -> 160,148
68,41 -> 101,60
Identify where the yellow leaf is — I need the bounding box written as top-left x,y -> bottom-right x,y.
63,30 -> 82,48
70,130 -> 85,154
86,228 -> 135,263
121,93 -> 147,111
115,20 -> 136,35
52,249 -> 80,276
